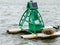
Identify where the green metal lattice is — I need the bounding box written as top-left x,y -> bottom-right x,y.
19,0 -> 44,33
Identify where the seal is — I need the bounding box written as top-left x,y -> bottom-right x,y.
42,28 -> 56,35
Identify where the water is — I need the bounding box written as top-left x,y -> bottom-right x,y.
0,0 -> 60,45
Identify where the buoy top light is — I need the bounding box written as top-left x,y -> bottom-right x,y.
27,1 -> 38,9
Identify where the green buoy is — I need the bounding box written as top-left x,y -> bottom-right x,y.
19,0 -> 44,34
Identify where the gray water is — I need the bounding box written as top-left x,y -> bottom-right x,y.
0,0 -> 60,45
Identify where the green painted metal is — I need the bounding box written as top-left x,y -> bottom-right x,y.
19,0 -> 44,33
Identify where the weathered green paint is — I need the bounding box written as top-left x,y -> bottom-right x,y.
19,1 -> 44,33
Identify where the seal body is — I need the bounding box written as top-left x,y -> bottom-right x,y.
42,28 -> 56,35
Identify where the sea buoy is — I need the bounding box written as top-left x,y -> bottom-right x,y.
7,0 -> 60,39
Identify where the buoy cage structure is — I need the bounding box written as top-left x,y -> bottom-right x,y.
19,0 -> 44,34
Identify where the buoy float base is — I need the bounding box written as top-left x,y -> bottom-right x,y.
7,28 -> 22,34
6,26 -> 60,39
20,31 -> 60,39
7,28 -> 31,34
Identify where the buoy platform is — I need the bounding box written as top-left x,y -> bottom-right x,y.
20,31 -> 60,39
7,27 -> 60,39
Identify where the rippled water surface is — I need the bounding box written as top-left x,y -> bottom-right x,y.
0,0 -> 60,45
